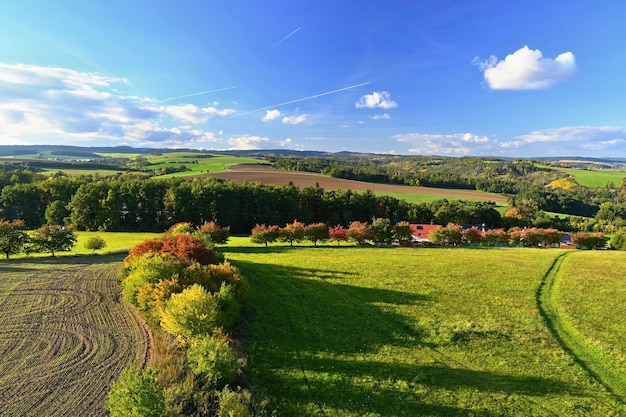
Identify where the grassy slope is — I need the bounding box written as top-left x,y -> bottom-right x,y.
556,167 -> 626,187
221,243 -> 624,416
147,153 -> 270,178
0,255 -> 149,416
554,251 -> 626,396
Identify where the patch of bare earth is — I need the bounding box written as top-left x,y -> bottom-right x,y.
195,164 -> 507,203
0,256 -> 150,417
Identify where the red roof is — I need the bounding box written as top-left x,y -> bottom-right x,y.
410,224 -> 440,240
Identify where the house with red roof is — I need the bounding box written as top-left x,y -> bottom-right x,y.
410,223 -> 440,243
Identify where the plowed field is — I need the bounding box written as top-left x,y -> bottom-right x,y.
198,165 -> 507,203
0,255 -> 150,417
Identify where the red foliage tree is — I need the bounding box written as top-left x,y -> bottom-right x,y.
128,238 -> 165,259
347,221 -> 372,245
128,234 -> 222,265
329,225 -> 349,245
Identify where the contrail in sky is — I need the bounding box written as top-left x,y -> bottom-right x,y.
160,83 -> 249,103
233,81 -> 371,117
267,27 -> 301,51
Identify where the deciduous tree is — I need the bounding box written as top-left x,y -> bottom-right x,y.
30,225 -> 77,257
347,221 -> 372,245
328,225 -> 349,245
0,219 -> 29,259
280,220 -> 305,246
250,224 -> 280,247
304,222 -> 329,246
370,218 -> 394,245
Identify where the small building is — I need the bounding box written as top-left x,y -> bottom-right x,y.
410,223 -> 440,243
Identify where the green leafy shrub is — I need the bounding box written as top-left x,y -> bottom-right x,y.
217,387 -> 253,417
187,331 -> 239,388
84,235 -> 107,253
121,253 -> 183,305
160,284 -> 219,343
107,364 -> 167,417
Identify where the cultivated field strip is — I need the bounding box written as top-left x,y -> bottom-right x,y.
0,256 -> 149,417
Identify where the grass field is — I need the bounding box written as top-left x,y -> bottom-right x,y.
553,251 -> 626,396
556,167 -> 626,187
40,168 -> 127,177
220,243 -> 626,416
7,231 -> 161,260
0,255 -> 150,416
139,152 -> 270,178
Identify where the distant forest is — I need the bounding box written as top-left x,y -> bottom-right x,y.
0,146 -> 625,233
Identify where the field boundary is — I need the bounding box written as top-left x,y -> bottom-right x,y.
536,251 -> 626,403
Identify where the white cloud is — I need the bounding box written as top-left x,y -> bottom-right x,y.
355,91 -> 398,109
395,132 -> 495,155
161,104 -> 234,124
395,126 -> 626,157
282,114 -> 307,125
227,135 -> 270,150
475,46 -> 577,90
371,113 -> 390,120
262,109 -> 282,122
514,126 -> 626,151
0,62 -> 235,147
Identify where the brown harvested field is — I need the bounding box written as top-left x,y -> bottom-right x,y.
0,255 -> 150,417
197,164 -> 507,203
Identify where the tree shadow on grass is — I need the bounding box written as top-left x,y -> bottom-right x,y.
233,259 -> 430,355
267,357 -> 584,417
233,258 -> 587,416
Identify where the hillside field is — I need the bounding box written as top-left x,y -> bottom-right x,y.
200,164 -> 508,204
0,255 -> 150,417
555,167 -> 626,188
220,243 -> 626,416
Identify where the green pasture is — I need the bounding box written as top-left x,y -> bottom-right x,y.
71,231 -> 161,255
96,151 -> 270,178
0,231 -> 160,260
39,168 -> 126,177
556,251 -> 626,386
556,167 -> 626,187
152,155 -> 270,178
371,190 -> 506,205
220,243 -> 625,415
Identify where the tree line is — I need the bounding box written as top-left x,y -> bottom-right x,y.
0,169 -> 503,233
271,154 -> 626,219
2,166 -> 626,235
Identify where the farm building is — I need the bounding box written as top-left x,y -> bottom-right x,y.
410,223 -> 440,243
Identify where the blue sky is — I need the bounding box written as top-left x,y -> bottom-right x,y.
1,1 -> 626,157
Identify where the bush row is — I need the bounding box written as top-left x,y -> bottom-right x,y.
108,222 -> 256,417
249,219 -> 611,250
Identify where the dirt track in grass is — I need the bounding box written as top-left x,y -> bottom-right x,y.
195,165 -> 507,203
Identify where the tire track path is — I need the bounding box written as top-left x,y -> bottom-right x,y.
536,251 -> 626,404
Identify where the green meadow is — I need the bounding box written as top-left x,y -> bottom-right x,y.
3,231 -> 160,259
219,242 -> 626,416
556,167 -> 626,187
119,151 -> 269,178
